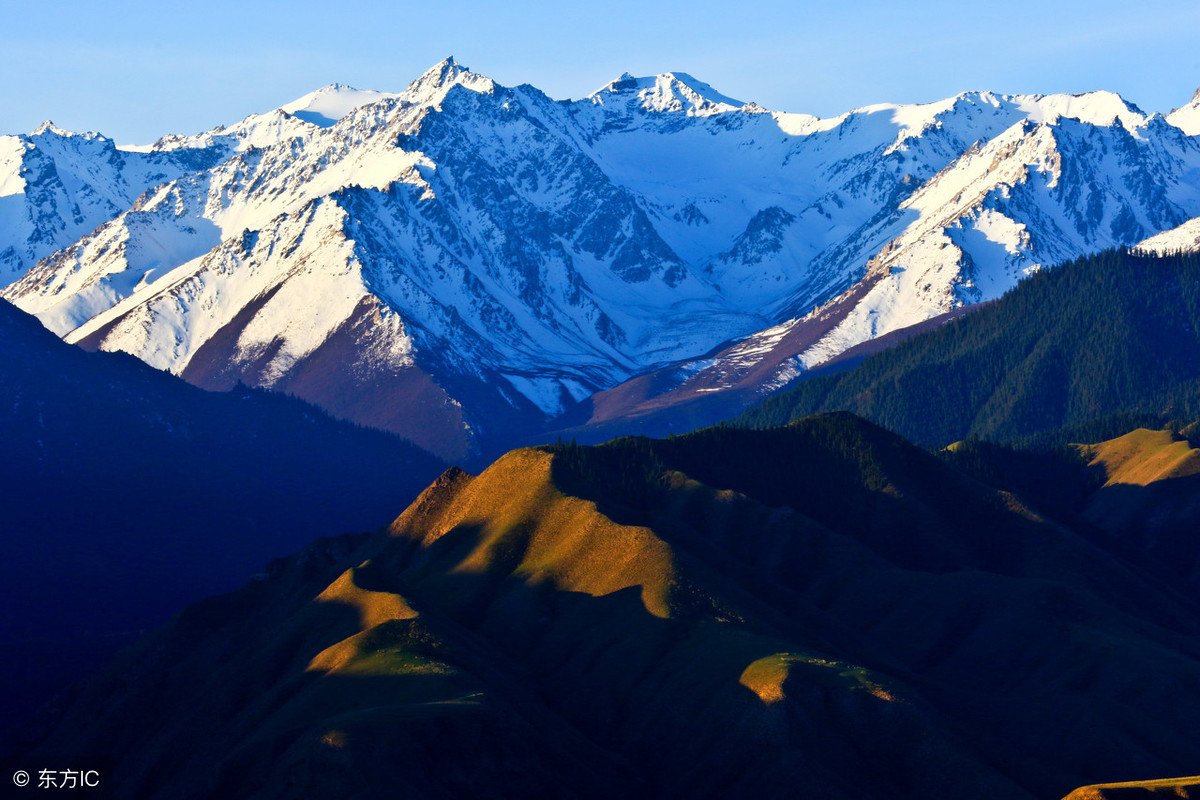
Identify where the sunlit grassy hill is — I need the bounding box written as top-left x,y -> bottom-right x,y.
21,414 -> 1200,799
1064,775 -> 1200,799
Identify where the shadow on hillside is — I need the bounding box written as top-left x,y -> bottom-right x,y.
20,461 -> 1200,800
19,517 -> 1033,800
1086,472 -> 1200,587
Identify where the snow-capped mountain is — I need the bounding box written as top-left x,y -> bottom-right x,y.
0,123 -> 222,286
1138,215 -> 1200,254
3,59 -> 1200,459
1168,87 -> 1200,136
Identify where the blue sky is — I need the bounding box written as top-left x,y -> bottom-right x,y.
3,0 -> 1199,143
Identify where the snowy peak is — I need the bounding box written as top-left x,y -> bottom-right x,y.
4,62 -> 1200,459
140,61 -> 489,155
839,89 -> 1147,146
1167,86 -> 1200,136
401,57 -> 496,106
1137,216 -> 1200,254
278,83 -> 400,127
590,71 -> 744,115
137,84 -> 400,154
29,120 -> 107,141
1014,90 -> 1146,131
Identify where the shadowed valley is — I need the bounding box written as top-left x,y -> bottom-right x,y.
18,414 -> 1200,798
0,299 -> 446,729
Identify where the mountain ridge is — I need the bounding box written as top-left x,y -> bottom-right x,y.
4,61 -> 1200,458
19,413 -> 1200,798
740,249 -> 1200,449
0,297 -> 446,727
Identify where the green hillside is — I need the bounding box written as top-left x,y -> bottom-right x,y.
741,250 -> 1200,446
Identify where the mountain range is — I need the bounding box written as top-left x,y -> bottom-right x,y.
18,413 -> 1200,799
742,248 -> 1200,455
7,61 -> 1200,798
0,297 -> 444,726
4,60 -> 1200,459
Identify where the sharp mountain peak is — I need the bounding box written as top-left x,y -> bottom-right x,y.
3,61 -> 1200,460
589,70 -> 745,110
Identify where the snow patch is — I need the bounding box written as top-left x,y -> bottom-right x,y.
501,373 -> 574,416
1015,91 -> 1146,131
1137,216 -> 1200,255
280,84 -> 400,128
1167,88 -> 1200,136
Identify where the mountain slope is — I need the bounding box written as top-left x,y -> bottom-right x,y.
1137,214 -> 1200,254
0,298 -> 445,726
19,414 -> 1200,799
0,123 -> 222,285
1167,87 -> 1200,136
741,249 -> 1200,446
1064,776 -> 1200,799
1076,428 -> 1200,588
4,65 -> 1200,457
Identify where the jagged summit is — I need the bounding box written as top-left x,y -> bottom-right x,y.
1167,85 -> 1200,135
589,71 -> 744,114
29,120 -> 99,138
414,55 -> 470,84
402,56 -> 495,105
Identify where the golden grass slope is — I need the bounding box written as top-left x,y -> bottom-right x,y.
1063,775 -> 1200,799
385,449 -> 677,618
738,653 -> 901,705
20,416 -> 1200,800
1078,428 -> 1200,487
1076,429 -> 1200,574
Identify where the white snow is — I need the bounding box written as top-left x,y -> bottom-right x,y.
588,72 -> 744,116
4,59 -> 1200,430
1136,216 -> 1200,255
500,374 -> 575,416
280,84 -> 400,127
11,184 -> 223,335
1015,90 -> 1146,131
64,198 -> 392,386
1167,89 -> 1200,136
399,57 -> 496,109
0,136 -> 28,197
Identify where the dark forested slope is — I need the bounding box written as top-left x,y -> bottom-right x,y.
0,300 -> 445,726
741,250 -> 1200,446
20,415 -> 1200,799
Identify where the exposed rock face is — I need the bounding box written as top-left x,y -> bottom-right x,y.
4,62 -> 1200,457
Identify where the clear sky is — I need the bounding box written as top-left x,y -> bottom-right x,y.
3,0 -> 1199,144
